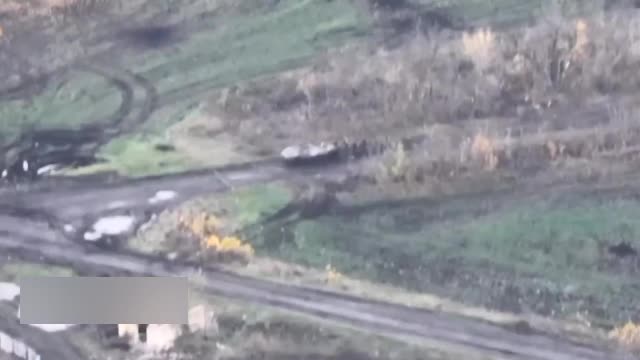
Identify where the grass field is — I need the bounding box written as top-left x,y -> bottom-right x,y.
0,70 -> 121,146
0,261 -> 75,282
3,0 -> 586,177
105,0 -> 370,175
132,0 -> 369,94
35,0 -> 371,176
243,193 -> 640,325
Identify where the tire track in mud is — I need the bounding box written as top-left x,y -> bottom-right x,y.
0,62 -> 157,182
74,64 -> 135,134
6,136 -> 640,228
0,232 -> 632,360
74,62 -> 158,141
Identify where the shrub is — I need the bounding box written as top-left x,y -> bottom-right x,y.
609,321 -> 640,351
179,211 -> 254,263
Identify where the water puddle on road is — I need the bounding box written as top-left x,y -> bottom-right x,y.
84,215 -> 137,242
148,190 -> 177,204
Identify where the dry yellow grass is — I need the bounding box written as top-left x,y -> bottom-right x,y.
461,27 -> 496,70
376,142 -> 410,182
324,264 -> 343,284
609,321 -> 640,351
573,19 -> 589,59
470,134 -> 499,170
180,211 -> 221,239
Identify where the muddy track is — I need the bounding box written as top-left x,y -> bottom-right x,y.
0,61 -> 158,182
66,61 -> 158,143
74,63 -> 136,135
2,158 -> 357,223
0,230 -> 632,360
5,139 -> 640,226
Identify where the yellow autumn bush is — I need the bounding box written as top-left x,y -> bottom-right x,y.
204,234 -> 254,258
180,212 -> 221,239
325,264 -> 343,284
609,321 -> 640,351
179,211 -> 254,262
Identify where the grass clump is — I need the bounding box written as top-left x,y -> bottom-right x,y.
225,184 -> 294,227
0,71 -> 120,146
94,134 -> 193,177
1,262 -> 74,281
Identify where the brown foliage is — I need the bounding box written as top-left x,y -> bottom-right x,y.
214,10 -> 640,154
470,134 -> 499,170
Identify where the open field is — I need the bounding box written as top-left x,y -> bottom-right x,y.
0,0 -> 617,177
132,173 -> 640,324
2,0 -> 640,358
0,70 -> 121,145
116,2 -> 640,333
0,0 -> 371,176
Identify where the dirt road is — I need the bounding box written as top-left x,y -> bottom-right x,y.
0,225 -> 632,360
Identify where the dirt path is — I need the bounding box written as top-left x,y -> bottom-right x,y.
0,59 -> 158,181
0,229 -> 631,360
0,158 -> 638,359
1,157 -> 349,223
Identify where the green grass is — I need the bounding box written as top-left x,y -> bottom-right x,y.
225,183 -> 294,228
1,0 -> 556,176
447,0 -> 544,26
93,134 -> 195,177
81,0 -> 369,176
246,196 -> 640,323
61,98 -> 200,177
1,0 -> 593,177
0,262 -> 75,282
422,0 -> 602,28
132,0 -> 368,96
1,0 -> 369,177
61,134 -> 193,177
0,71 -> 121,146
